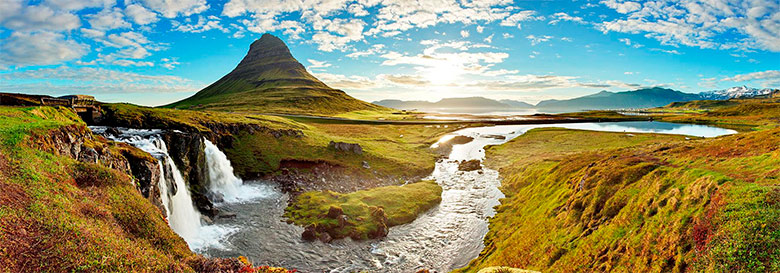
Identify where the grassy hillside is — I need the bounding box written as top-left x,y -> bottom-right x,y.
653,96 -> 780,130
164,34 -> 389,116
456,127 -> 779,273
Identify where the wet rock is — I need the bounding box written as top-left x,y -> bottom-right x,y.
318,232 -> 333,243
80,147 -> 99,164
302,225 -> 318,241
208,191 -> 225,203
328,141 -> 363,155
458,160 -> 482,172
218,211 -> 237,219
104,127 -> 121,136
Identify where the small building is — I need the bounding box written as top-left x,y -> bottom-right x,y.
58,95 -> 96,106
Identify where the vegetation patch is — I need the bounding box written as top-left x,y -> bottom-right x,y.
284,180 -> 442,241
456,127 -> 780,273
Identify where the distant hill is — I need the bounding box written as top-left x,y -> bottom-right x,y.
535,87 -> 702,111
499,99 -> 534,108
374,96 -> 522,111
164,34 -> 385,115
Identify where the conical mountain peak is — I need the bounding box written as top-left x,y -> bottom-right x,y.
164,34 -> 386,115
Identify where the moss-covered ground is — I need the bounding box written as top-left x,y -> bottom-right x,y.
455,126 -> 779,273
283,180 -> 442,240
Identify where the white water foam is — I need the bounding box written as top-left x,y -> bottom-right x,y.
204,139 -> 270,203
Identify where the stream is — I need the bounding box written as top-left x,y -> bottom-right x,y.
199,121 -> 735,273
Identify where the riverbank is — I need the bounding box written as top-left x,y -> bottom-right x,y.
456,127 -> 779,272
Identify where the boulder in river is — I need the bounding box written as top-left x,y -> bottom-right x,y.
458,160 -> 482,172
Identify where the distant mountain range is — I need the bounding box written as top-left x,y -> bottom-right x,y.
376,86 -> 778,112
699,86 -> 776,100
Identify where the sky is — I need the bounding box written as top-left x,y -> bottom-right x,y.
0,0 -> 778,106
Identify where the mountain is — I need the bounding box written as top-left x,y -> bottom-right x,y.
499,99 -> 534,108
699,86 -> 777,100
535,87 -> 702,111
165,34 -> 385,115
374,97 -> 529,111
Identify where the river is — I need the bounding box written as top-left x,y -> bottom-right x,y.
199,121 -> 735,273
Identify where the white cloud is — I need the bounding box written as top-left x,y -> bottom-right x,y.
307,59 -> 332,69
141,0 -> 208,18
526,35 -> 553,46
173,15 -> 228,33
460,30 -> 470,38
618,37 -> 642,48
346,44 -> 386,58
0,66 -> 201,94
44,0 -> 114,11
548,12 -> 584,25
484,34 -> 494,43
500,10 -> 543,29
160,58 -> 180,70
722,70 -> 780,82
600,0 -> 780,52
112,59 -> 154,67
0,2 -> 81,32
0,31 -> 88,67
476,25 -> 484,33
650,48 -> 682,55
600,0 -> 641,14
125,4 -> 159,25
87,7 -> 131,30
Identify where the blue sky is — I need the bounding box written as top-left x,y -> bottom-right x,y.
0,0 -> 778,106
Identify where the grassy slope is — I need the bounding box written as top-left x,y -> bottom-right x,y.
284,180 -> 442,240
102,103 -> 456,183
653,97 -> 780,130
456,127 -> 779,273
0,106 -> 195,271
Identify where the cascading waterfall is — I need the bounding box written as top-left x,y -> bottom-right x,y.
204,138 -> 266,203
90,127 -> 235,251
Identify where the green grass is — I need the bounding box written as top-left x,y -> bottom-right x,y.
0,106 -> 196,271
650,97 -> 780,130
284,180 -> 442,240
456,127 -> 780,273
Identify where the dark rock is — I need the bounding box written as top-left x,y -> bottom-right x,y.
80,147 -> 99,164
482,134 -> 507,140
362,161 -> 370,169
318,232 -> 333,243
104,127 -> 121,136
327,206 -> 344,219
458,159 -> 482,172
208,191 -> 225,203
328,140 -> 363,155
302,225 -> 318,241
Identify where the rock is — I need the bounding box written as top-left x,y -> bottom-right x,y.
80,147 -> 99,164
218,211 -> 237,219
318,232 -> 333,243
201,215 -> 214,225
482,134 -> 507,140
362,161 -> 370,169
338,215 -> 349,228
458,160 -> 482,172
208,191 -> 225,203
302,225 -> 318,241
328,141 -> 363,155
104,127 -> 121,136
327,206 -> 344,219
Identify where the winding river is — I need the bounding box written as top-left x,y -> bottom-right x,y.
198,121 -> 735,273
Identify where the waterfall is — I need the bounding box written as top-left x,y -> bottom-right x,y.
90,127 -> 235,251
204,138 -> 265,203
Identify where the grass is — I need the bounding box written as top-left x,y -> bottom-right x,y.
650,96 -> 780,130
283,180 -> 442,240
455,127 -> 779,273
0,106 -> 195,271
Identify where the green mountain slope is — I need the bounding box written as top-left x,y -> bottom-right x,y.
165,34 -> 386,115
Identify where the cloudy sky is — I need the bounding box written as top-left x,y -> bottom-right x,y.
0,0 -> 778,106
